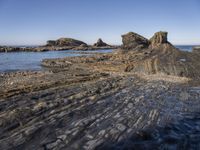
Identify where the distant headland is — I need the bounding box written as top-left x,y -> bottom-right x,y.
0,38 -> 117,52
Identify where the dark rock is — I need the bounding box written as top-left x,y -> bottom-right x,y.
46,40 -> 56,46
121,32 -> 149,50
94,38 -> 109,47
46,38 -> 87,47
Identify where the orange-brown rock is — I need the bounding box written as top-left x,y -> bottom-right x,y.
149,31 -> 168,47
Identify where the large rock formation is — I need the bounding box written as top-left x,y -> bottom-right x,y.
46,38 -> 87,47
93,38 -> 109,47
122,31 -> 171,50
148,31 -> 175,50
120,31 -> 200,79
41,31 -> 200,80
150,31 -> 168,46
121,32 -> 149,50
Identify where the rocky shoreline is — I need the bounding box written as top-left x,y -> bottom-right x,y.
0,38 -> 117,53
1,31 -> 200,149
193,46 -> 200,53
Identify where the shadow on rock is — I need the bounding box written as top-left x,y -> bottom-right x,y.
96,113 -> 200,150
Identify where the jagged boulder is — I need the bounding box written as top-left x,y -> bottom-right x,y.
122,32 -> 149,50
150,31 -> 168,46
46,38 -> 87,47
94,38 -> 109,47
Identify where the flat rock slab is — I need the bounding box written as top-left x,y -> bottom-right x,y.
0,69 -> 200,150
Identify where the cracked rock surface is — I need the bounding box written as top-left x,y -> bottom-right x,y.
0,64 -> 200,150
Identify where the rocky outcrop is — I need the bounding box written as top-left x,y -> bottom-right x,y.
121,31 -> 172,50
0,38 -> 117,53
94,38 -> 109,47
46,40 -> 57,46
150,31 -> 168,46
121,32 -> 149,50
1,69 -> 199,150
46,38 -> 87,47
192,46 -> 200,53
120,31 -> 200,79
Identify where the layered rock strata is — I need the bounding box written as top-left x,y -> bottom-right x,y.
121,31 -> 200,79
1,31 -> 200,149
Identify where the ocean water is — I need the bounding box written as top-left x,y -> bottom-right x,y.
175,45 -> 195,51
0,46 -> 197,72
0,49 -> 113,72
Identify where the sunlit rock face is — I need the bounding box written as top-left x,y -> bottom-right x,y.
120,31 -> 200,80
121,32 -> 149,50
150,31 -> 168,45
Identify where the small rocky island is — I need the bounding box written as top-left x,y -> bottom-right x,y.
1,31 -> 200,150
0,38 -> 116,52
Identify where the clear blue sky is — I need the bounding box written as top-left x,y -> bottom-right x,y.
0,0 -> 200,46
